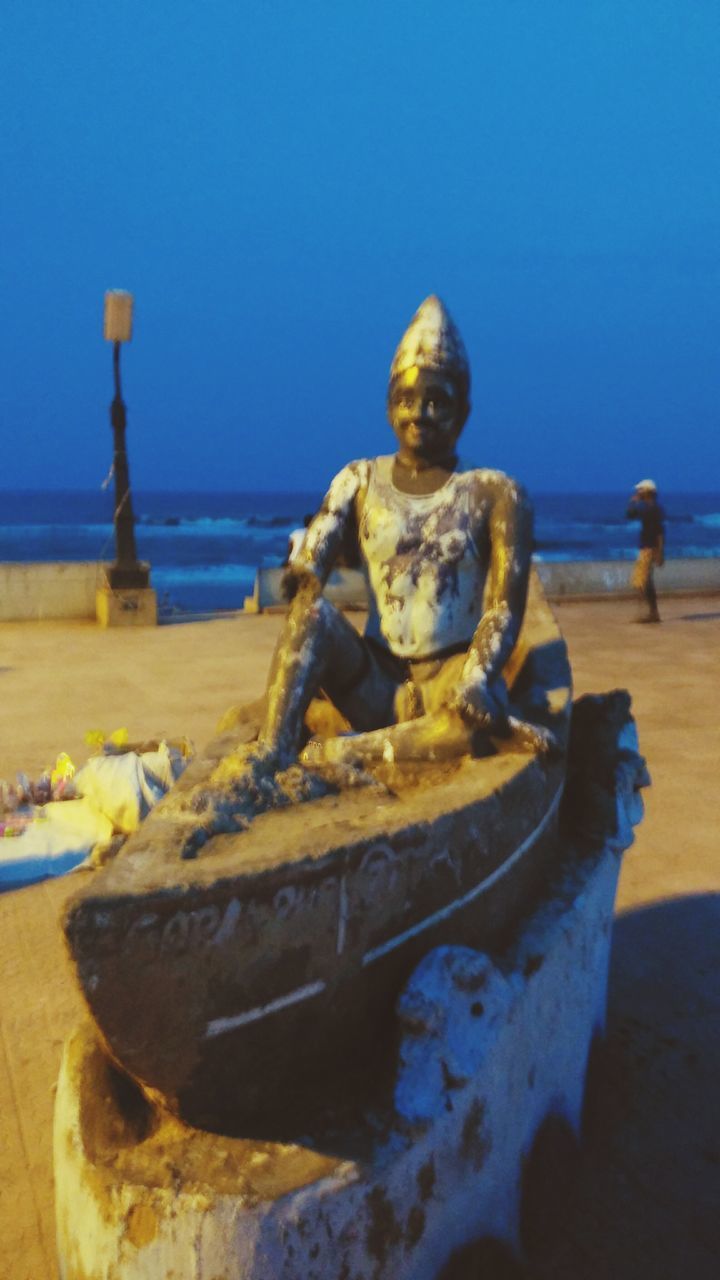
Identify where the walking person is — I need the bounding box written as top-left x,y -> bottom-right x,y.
627,480 -> 665,623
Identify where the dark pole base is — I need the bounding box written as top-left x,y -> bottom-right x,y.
106,562 -> 151,590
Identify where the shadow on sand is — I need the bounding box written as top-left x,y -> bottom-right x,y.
158,610 -> 241,627
523,893 -> 720,1279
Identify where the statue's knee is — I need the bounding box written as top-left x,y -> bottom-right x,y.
287,586 -> 332,633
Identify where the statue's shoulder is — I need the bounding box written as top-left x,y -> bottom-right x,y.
327,458 -> 372,493
458,462 -> 519,488
457,465 -> 530,511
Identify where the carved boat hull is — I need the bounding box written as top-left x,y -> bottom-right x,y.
63,574 -> 572,1134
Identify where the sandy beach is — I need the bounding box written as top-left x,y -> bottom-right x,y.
1,596 -> 718,1278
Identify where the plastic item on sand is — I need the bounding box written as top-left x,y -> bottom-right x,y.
74,742 -> 188,835
0,738 -> 193,892
0,810 -> 43,838
51,752 -> 76,787
85,727 -> 129,750
0,800 -> 114,890
1,755 -> 78,812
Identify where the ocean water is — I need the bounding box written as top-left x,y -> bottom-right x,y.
1,489 -> 718,616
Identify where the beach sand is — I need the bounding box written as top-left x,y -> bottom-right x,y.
1,597 -> 718,1278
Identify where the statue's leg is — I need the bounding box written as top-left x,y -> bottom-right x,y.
176,591 -> 399,856
302,654 -> 476,766
258,581 -> 397,765
301,651 -> 559,766
301,708 -> 475,765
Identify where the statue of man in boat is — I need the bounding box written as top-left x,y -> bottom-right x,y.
180,296 -> 557,853
63,302 -> 576,1126
249,294 -> 546,773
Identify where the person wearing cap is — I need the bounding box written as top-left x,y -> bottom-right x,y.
249,295 -> 535,771
627,480 -> 665,623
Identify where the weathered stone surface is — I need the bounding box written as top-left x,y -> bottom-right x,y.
562,690 -> 651,850
65,749 -> 567,1133
63,577 -> 573,1133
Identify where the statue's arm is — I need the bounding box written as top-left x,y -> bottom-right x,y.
452,474 -> 534,727
283,461 -> 367,599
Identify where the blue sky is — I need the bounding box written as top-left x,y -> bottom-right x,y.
1,1 -> 718,492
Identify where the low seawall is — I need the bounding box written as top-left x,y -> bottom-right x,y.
247,557 -> 720,612
0,563 -> 111,622
536,557 -> 720,599
2,557 -> 718,622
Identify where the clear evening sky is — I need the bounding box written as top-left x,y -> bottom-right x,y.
2,1 -> 718,493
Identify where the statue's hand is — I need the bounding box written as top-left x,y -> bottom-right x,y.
449,670 -> 509,731
281,566 -> 323,603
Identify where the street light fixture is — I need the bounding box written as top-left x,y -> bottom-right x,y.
103,290 -> 149,591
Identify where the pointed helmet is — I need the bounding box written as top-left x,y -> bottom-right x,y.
389,295 -> 470,399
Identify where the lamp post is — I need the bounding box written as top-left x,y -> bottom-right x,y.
103,290 -> 149,590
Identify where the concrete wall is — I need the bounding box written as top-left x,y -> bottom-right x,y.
3,557 -> 718,622
249,557 -> 720,611
0,563 -> 111,622
536,557 -> 720,599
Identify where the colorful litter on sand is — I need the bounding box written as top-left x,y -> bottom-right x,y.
0,732 -> 193,891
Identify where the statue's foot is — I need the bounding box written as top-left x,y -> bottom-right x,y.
502,717 -> 561,756
178,743 -> 285,860
210,740 -> 286,788
178,740 -> 382,860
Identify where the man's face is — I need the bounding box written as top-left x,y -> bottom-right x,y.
388,367 -> 467,466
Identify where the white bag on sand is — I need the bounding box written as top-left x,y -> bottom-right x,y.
74,742 -> 186,835
0,743 -> 189,891
0,800 -> 114,888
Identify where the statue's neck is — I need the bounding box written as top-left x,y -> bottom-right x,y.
392,453 -> 458,495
